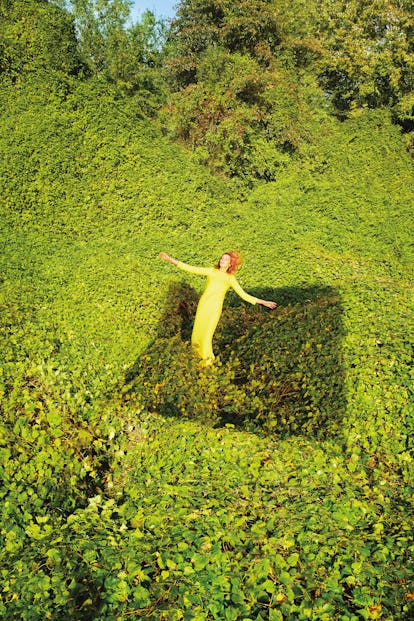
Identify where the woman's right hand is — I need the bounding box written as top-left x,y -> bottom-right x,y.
160,252 -> 178,265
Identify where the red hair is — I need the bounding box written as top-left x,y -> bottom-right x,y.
216,251 -> 242,274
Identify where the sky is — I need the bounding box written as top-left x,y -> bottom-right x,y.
130,0 -> 178,20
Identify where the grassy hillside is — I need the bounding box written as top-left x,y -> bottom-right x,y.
0,78 -> 413,620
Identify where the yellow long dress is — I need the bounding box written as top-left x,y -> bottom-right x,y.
176,261 -> 258,361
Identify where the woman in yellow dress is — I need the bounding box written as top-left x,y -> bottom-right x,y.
160,251 -> 277,363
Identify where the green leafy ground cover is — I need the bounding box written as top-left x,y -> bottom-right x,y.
0,78 -> 413,619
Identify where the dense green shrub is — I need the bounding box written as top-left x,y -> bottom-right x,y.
162,47 -> 311,180
0,0 -> 82,79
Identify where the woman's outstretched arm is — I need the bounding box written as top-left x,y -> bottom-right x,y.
159,252 -> 211,276
230,275 -> 277,309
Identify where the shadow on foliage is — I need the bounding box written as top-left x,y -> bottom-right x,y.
123,280 -> 347,439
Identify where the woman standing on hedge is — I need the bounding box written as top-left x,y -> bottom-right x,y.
160,251 -> 276,363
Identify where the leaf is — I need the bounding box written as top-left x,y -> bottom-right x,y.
287,553 -> 299,567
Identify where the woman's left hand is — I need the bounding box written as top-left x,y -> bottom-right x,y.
258,299 -> 277,309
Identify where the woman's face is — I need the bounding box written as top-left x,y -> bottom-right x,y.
219,254 -> 232,270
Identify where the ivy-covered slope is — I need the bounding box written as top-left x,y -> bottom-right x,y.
0,78 -> 413,620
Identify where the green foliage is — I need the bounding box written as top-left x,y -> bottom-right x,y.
164,0 -> 319,179
102,418 -> 413,620
166,0 -> 281,87
164,0 -> 414,176
313,0 -> 414,120
69,0 -> 132,73
1,44 -> 413,620
69,0 -> 167,93
0,0 -> 82,79
162,46 -> 312,180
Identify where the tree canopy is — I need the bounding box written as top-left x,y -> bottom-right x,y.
1,0 -> 413,176
0,0 -> 82,79
163,0 -> 414,178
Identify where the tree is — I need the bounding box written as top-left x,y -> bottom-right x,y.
316,0 -> 414,121
0,0 -> 82,80
68,0 -> 167,93
163,0 -> 324,179
166,0 -> 282,88
68,0 -> 132,74
108,10 -> 167,92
